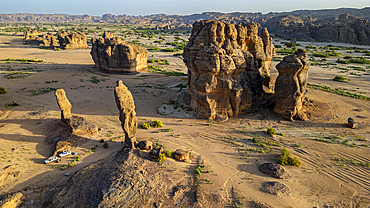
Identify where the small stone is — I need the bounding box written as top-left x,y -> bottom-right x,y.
348,117 -> 356,128
259,163 -> 290,179
149,147 -> 164,159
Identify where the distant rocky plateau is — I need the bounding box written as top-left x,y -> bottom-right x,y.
1,7 -> 370,44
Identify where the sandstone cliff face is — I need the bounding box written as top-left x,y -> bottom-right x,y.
90,32 -> 148,73
183,20 -> 275,121
114,80 -> 137,148
274,49 -> 310,120
56,31 -> 88,49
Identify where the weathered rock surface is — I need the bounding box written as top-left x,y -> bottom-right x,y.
0,192 -> 25,208
173,149 -> 190,162
32,150 -> 225,208
274,49 -> 310,120
114,80 -> 138,148
183,20 -> 275,121
261,181 -> 290,196
0,165 -> 21,187
23,30 -> 41,39
54,89 -> 72,123
149,147 -> 164,159
56,30 -> 88,49
91,31 -> 148,73
259,163 -> 289,179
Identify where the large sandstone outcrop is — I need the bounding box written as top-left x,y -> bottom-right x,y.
274,49 -> 310,120
57,30 -> 88,49
0,192 -> 25,208
37,33 -> 58,48
90,32 -> 148,73
23,30 -> 41,39
183,20 -> 276,121
114,80 -> 137,148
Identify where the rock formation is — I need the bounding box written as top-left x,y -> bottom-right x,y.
90,31 -> 148,73
57,30 -> 88,49
37,33 -> 58,48
23,30 -> 41,39
114,80 -> 138,149
54,89 -> 72,123
50,89 -> 98,155
183,20 -> 276,121
274,49 -> 310,120
259,163 -> 290,179
0,165 -> 21,186
348,117 -> 356,128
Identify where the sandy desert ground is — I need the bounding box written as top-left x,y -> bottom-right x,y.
0,34 -> 370,207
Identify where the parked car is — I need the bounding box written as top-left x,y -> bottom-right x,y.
59,150 -> 72,157
44,156 -> 58,164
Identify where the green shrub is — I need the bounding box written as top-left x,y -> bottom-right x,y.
141,123 -> 151,130
333,76 -> 348,82
155,153 -> 166,162
266,127 -> 276,135
278,147 -> 302,167
68,162 -> 73,167
164,150 -> 173,157
103,142 -> 108,148
0,87 -> 6,94
150,120 -> 163,128
100,139 -> 104,143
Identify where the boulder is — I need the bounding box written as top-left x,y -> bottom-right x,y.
183,20 -> 276,121
274,49 -> 310,120
149,147 -> 164,159
261,181 -> 290,195
114,80 -> 138,149
348,117 -> 356,128
90,31 -> 148,73
135,140 -> 153,150
173,149 -> 190,162
259,163 -> 289,179
54,89 -> 72,123
57,30 -> 88,49
0,192 -> 25,208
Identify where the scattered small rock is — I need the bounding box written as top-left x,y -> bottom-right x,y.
149,147 -> 164,159
348,117 -> 356,128
356,115 -> 367,119
173,149 -> 190,162
135,140 -> 153,150
261,181 -> 290,195
259,163 -> 289,179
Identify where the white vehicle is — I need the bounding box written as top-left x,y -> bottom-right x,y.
44,156 -> 58,164
59,150 -> 72,158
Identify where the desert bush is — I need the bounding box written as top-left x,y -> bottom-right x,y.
155,153 -> 166,162
150,120 -> 163,128
278,147 -> 302,167
103,142 -> 108,148
0,87 -> 6,94
141,123 -> 151,130
164,150 -> 173,157
100,139 -> 104,143
266,127 -> 276,135
333,76 -> 348,82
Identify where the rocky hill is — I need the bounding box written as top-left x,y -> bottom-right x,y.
1,7 -> 370,44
